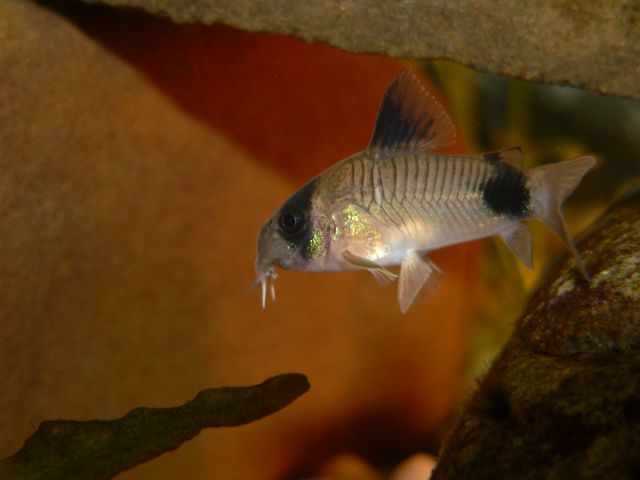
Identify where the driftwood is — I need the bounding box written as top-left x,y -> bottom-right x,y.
0,374 -> 309,480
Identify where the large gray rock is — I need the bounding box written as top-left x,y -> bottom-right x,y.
79,0 -> 640,100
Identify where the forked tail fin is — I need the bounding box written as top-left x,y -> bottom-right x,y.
529,155 -> 599,279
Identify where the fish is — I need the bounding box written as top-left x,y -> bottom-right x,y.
254,70 -> 597,313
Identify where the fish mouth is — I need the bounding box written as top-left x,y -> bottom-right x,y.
251,264 -> 278,308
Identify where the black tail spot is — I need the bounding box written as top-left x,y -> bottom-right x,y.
481,163 -> 531,218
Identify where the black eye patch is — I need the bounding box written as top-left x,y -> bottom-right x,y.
278,207 -> 305,235
276,177 -> 317,240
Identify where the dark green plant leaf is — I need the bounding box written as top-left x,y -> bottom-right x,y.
0,373 -> 309,480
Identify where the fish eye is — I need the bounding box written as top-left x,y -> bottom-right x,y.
278,207 -> 305,235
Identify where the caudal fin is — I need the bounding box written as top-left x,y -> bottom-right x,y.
529,155 -> 599,279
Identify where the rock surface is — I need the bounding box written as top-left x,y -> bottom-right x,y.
432,188 -> 640,479
79,0 -> 640,100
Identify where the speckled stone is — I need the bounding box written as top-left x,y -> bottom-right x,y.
433,187 -> 640,480
517,190 -> 640,355
78,0 -> 640,100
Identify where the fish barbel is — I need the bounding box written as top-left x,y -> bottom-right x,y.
254,71 -> 597,313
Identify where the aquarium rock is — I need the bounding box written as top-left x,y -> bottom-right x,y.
78,0 -> 640,100
432,186 -> 640,479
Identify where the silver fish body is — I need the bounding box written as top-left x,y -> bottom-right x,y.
255,71 -> 597,312
317,150 -> 523,266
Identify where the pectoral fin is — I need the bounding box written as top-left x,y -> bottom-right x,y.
398,251 -> 440,314
500,223 -> 533,270
342,250 -> 398,285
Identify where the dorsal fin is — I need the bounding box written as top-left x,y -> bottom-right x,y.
368,70 -> 456,153
483,147 -> 523,167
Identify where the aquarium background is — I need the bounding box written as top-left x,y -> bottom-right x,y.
1,1 -> 638,479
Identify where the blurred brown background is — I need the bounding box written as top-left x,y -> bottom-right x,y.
0,1 -> 484,478
3,0 -> 637,478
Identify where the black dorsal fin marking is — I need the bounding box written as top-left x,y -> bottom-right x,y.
368,70 -> 456,153
483,147 -> 523,167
